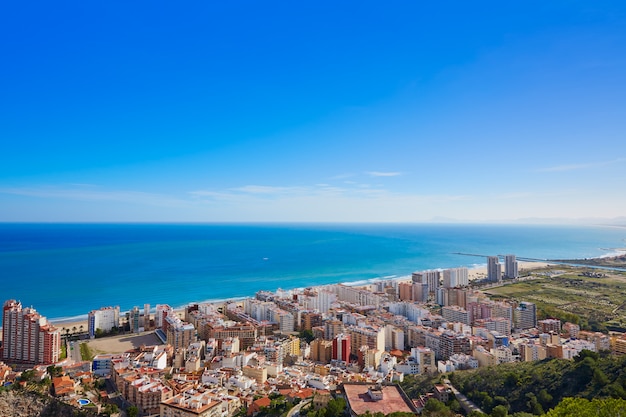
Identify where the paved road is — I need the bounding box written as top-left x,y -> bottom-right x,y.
287,399 -> 311,417
443,379 -> 484,415
68,340 -> 82,363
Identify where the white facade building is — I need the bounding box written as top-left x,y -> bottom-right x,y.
443,267 -> 469,288
88,306 -> 120,338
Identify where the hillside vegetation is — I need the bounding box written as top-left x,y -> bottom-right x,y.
447,350 -> 626,415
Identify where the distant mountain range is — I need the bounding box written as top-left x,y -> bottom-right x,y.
427,216 -> 626,227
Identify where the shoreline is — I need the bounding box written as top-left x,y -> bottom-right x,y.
2,223 -> 624,326
0,260 -> 552,344
45,260 -> 550,334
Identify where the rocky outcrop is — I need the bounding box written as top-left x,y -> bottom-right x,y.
0,389 -> 98,417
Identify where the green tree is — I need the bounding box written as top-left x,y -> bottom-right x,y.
19,370 -> 35,383
448,399 -> 461,413
544,397 -> 626,417
537,389 -> 553,409
127,405 -> 139,417
422,399 -> 454,417
491,405 -> 508,417
525,393 -> 543,416
47,365 -> 63,378
593,368 -> 609,386
326,398 -> 346,417
299,330 -> 315,344
574,349 -> 599,362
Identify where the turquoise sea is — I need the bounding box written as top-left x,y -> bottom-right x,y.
0,223 -> 625,324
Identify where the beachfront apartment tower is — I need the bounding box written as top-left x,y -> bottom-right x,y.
487,256 -> 502,283
2,299 -> 61,365
88,306 -> 120,338
443,267 -> 469,288
504,255 -> 519,279
412,270 -> 441,294
129,306 -> 142,333
144,304 -> 151,330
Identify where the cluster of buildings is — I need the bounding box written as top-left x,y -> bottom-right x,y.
5,255 -> 626,416
1,300 -> 61,366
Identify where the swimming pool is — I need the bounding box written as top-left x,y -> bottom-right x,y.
78,399 -> 91,406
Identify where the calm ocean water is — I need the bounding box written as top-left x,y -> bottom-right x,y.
0,223 -> 624,324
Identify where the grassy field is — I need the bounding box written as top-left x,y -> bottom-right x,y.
484,267 -> 626,332
80,342 -> 94,361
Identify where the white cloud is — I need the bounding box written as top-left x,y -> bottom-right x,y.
366,171 -> 402,177
329,173 -> 356,180
231,185 -> 303,194
0,186 -> 189,207
536,158 -> 626,172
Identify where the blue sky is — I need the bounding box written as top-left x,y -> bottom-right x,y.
1,1 -> 625,222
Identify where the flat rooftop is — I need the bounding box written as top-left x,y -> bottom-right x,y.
343,384 -> 416,416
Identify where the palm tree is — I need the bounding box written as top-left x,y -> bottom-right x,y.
64,328 -> 70,341
72,326 -> 77,340
79,324 -> 84,337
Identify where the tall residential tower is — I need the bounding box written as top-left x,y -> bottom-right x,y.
504,254 -> 519,279
1,300 -> 61,365
487,256 -> 502,283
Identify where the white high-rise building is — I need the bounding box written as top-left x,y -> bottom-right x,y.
487,256 -> 502,283
504,255 -> 519,279
88,306 -> 120,338
312,289 -> 337,313
443,267 -> 469,288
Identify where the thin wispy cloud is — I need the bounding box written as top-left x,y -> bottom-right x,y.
0,186 -> 189,207
537,158 -> 626,172
230,185 -> 306,194
329,173 -> 356,180
190,181 -> 466,205
495,192 -> 535,200
366,171 -> 402,177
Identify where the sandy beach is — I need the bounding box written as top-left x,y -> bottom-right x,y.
42,263 -> 548,333
50,319 -> 89,336
18,261 -> 549,349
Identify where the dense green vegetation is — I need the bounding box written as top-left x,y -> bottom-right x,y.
544,397 -> 626,416
303,398 -> 346,417
447,351 -> 626,415
400,351 -> 626,416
